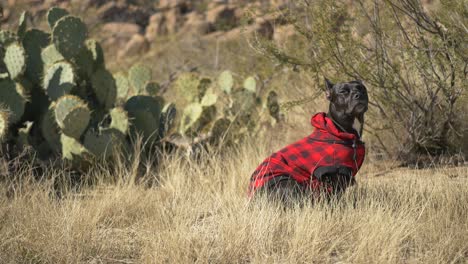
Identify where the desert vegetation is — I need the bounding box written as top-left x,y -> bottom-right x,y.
0,0 -> 467,263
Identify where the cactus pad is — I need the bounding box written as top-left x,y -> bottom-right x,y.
91,68 -> 116,109
4,42 -> 26,80
75,39 -> 104,77
84,39 -> 104,66
41,45 -> 65,66
174,72 -> 201,102
218,70 -> 234,94
41,105 -> 62,153
145,81 -> 160,96
128,64 -> 151,95
232,89 -> 257,114
23,29 -> 50,84
47,7 -> 69,29
210,118 -> 231,144
43,61 -> 75,100
52,16 -> 87,59
114,72 -> 130,101
17,11 -> 28,39
201,88 -> 218,107
180,103 -> 215,135
0,79 -> 27,123
267,90 -> 280,120
180,103 -> 203,134
109,107 -> 129,135
84,129 -> 126,159
0,30 -> 17,45
243,76 -> 257,93
60,133 -> 90,162
125,95 -> 163,141
54,95 -> 90,139
159,103 -> 177,138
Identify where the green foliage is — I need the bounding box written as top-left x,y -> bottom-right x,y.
251,0 -> 467,160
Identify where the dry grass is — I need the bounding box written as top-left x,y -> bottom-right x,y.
0,140 -> 467,264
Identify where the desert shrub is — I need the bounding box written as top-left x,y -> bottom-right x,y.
249,0 -> 467,162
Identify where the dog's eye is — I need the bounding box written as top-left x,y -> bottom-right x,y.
339,90 -> 349,94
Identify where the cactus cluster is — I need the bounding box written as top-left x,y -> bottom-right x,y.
0,8 -> 166,168
0,6 -> 282,169
159,70 -> 282,148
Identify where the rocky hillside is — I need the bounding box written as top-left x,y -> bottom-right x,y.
2,0 -> 296,60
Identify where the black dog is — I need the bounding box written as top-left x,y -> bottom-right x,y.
249,78 -> 369,204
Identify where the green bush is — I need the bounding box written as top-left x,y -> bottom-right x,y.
250,0 -> 467,162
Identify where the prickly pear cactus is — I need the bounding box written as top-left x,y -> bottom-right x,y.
209,117 -> 231,144
0,79 -> 27,123
218,70 -> 234,94
41,44 -> 64,66
60,134 -> 92,170
200,88 -> 218,107
41,105 -> 62,153
128,64 -> 151,95
83,129 -> 125,159
47,7 -> 69,29
114,72 -> 130,101
3,42 -> 26,80
243,76 -> 257,93
23,29 -> 50,84
91,67 -> 116,109
125,95 -> 164,142
17,12 -> 28,39
52,16 -> 87,59
267,90 -> 280,121
159,103 -> 177,138
145,81 -> 160,96
54,95 -> 90,139
76,39 -> 104,77
109,107 -> 130,135
0,30 -> 17,45
174,72 -> 202,102
43,61 -> 76,100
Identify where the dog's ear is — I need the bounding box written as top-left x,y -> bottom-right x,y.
325,78 -> 334,100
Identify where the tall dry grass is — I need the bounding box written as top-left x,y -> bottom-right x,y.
0,139 -> 467,263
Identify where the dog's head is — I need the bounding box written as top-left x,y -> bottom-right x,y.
325,78 -> 368,118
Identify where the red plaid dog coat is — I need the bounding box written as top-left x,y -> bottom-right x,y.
249,112 -> 365,196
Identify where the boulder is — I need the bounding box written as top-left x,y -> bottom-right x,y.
206,4 -> 238,31
97,2 -> 150,27
180,12 -> 211,35
118,34 -> 149,59
102,22 -> 142,38
145,13 -> 166,40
